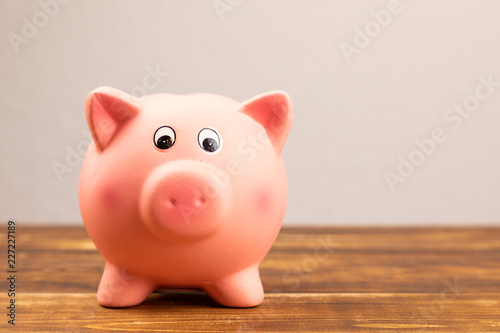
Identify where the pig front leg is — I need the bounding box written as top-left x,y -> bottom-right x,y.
97,262 -> 156,307
204,265 -> 264,308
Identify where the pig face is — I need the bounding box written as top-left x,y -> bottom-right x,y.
82,88 -> 292,242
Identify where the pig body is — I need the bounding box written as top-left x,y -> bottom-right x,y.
79,87 -> 292,308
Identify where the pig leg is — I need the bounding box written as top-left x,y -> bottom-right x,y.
204,265 -> 264,308
97,262 -> 156,307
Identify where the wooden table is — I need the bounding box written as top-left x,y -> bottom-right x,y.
1,226 -> 499,332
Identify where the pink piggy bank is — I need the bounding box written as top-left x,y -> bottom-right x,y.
79,87 -> 292,308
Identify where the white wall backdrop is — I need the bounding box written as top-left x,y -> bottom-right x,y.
1,0 -> 499,225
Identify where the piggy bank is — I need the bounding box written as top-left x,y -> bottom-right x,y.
79,87 -> 292,308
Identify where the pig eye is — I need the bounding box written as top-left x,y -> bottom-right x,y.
154,126 -> 176,150
198,128 -> 222,153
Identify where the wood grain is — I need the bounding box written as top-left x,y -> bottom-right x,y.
0,226 -> 499,332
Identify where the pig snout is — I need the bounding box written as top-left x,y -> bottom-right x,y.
140,160 -> 232,241
164,178 -> 208,211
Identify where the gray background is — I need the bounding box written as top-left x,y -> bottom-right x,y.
1,0 -> 499,225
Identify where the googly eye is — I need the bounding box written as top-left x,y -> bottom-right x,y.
154,126 -> 176,150
198,128 -> 222,153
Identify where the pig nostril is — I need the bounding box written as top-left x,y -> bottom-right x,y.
194,196 -> 207,208
166,198 -> 177,209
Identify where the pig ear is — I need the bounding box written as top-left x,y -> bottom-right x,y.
85,87 -> 139,153
239,91 -> 293,154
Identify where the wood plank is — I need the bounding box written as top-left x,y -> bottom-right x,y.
3,292 -> 499,332
5,226 -> 499,293
12,226 -> 500,252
